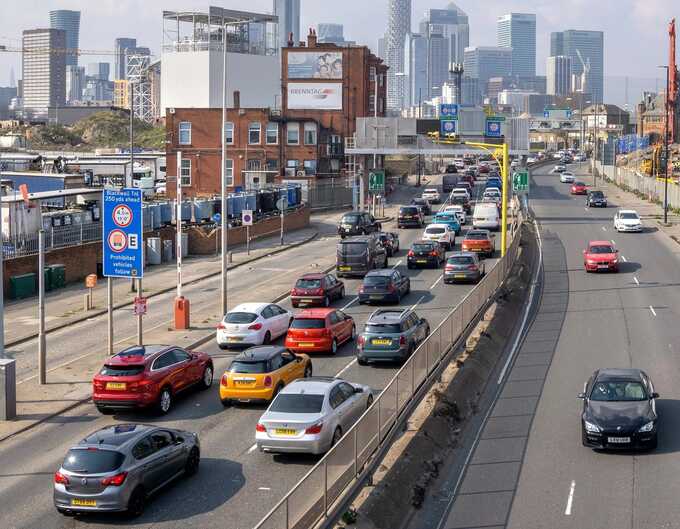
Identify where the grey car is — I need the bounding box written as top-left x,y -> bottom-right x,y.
444,252 -> 486,284
255,377 -> 373,455
357,308 -> 430,365
54,424 -> 200,517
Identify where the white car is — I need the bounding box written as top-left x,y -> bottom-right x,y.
451,187 -> 470,200
554,164 -> 567,173
614,210 -> 642,232
421,188 -> 441,204
527,156 -> 537,164
444,204 -> 466,224
482,190 -> 501,204
510,159 -> 520,169
560,172 -> 575,183
422,223 -> 456,250
217,302 -> 293,349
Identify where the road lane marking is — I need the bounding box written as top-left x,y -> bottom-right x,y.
650,306 -> 657,317
410,295 -> 426,311
248,443 -> 258,454
258,487 -> 271,491
565,480 -> 576,515
335,358 -> 357,377
633,276 -> 639,285
392,259 -> 403,269
342,297 -> 358,310
430,274 -> 444,290
601,226 -> 607,231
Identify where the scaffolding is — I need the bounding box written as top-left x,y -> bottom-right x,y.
126,54 -> 154,123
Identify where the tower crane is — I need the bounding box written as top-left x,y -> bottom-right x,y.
575,49 -> 591,94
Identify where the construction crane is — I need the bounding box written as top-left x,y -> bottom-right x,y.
0,44 -> 117,56
575,49 -> 591,93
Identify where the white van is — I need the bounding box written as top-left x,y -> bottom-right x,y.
473,202 -> 500,231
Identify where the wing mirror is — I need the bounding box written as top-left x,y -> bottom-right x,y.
354,386 -> 364,394
577,392 -> 586,399
651,392 -> 660,399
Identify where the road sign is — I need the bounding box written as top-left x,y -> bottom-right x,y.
276,197 -> 288,210
368,170 -> 385,192
133,297 -> 147,316
242,210 -> 254,226
440,104 -> 459,120
440,119 -> 457,136
485,119 -> 503,138
513,171 -> 529,193
85,274 -> 97,288
103,188 -> 143,278
212,213 -> 221,224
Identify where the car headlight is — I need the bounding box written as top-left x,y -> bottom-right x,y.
584,420 -> 601,433
638,421 -> 655,433
587,260 -> 597,265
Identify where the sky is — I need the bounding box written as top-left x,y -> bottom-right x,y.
0,0 -> 678,106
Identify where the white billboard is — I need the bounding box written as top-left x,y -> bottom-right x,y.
287,83 -> 343,110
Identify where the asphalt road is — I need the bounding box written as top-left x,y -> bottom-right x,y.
440,163 -> 680,529
0,173 -> 505,529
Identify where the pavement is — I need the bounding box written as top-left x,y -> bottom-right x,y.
434,162 -> 680,529
0,173 -> 511,529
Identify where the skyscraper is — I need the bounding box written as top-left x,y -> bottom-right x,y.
377,36 -> 386,60
547,56 -> 571,96
404,33 -> 427,107
427,32 -> 449,98
386,0 -> 412,111
22,28 -> 66,119
66,65 -> 85,102
114,38 -> 136,80
87,62 -> 110,81
463,46 -> 512,95
497,13 -> 536,77
274,0 -> 301,49
550,30 -> 604,102
49,10 -> 80,67
317,24 -> 346,45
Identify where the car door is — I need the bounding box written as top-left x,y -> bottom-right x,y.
172,348 -> 199,385
272,305 -> 291,337
149,430 -> 184,484
329,384 -> 352,432
338,382 -> 362,425
131,435 -> 165,492
151,351 -> 183,393
335,310 -> 351,342
279,351 -> 301,383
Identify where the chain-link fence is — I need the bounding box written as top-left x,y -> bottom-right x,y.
595,161 -> 680,210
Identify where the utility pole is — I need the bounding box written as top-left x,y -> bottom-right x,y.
38,230 -> 46,384
0,196 -> 4,361
220,24 -> 229,317
663,65 -> 670,224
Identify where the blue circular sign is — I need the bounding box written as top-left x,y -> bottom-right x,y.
443,121 -> 455,132
212,213 -> 221,223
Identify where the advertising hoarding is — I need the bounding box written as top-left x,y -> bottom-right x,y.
287,83 -> 343,110
288,51 -> 343,79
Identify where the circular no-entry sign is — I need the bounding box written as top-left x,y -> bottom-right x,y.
112,204 -> 133,227
108,229 -> 128,253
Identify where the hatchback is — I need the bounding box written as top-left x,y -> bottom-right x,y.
432,212 -> 461,234
358,269 -> 410,304
291,273 -> 345,308
461,230 -> 495,258
54,424 -> 200,517
587,190 -> 608,208
421,188 -> 441,204
444,252 -> 486,283
216,303 -> 293,348
407,240 -> 446,269
398,206 -> 424,228
357,309 -> 429,365
92,345 -> 213,415
285,309 -> 355,354
614,210 -> 642,232
571,181 -> 588,195
422,223 -> 456,250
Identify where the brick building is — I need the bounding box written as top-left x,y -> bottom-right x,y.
166,29 -> 387,199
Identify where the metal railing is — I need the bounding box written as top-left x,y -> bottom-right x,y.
2,222 -> 102,260
254,206 -> 525,529
305,184 -> 354,211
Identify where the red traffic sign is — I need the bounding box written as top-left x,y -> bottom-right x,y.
133,297 -> 147,316
107,229 -> 128,253
112,204 -> 133,227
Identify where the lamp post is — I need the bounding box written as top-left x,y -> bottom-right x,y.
659,65 -> 670,225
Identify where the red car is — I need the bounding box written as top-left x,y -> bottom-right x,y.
478,164 -> 490,174
291,273 -> 345,308
583,241 -> 619,273
461,230 -> 495,258
284,308 -> 355,354
92,345 -> 213,415
571,181 -> 588,195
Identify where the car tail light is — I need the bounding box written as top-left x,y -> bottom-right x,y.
357,335 -> 365,346
264,376 -> 273,387
359,286 -> 365,293
408,250 -> 414,257
430,251 -> 438,257
128,379 -> 155,393
399,336 -> 407,346
54,471 -> 69,485
291,288 -> 299,296
256,423 -> 266,433
468,265 -> 478,271
217,322 -> 226,330
248,323 -> 263,331
305,423 -> 323,435
314,289 -> 324,296
93,379 -> 105,391
221,374 -> 229,386
101,472 -> 128,487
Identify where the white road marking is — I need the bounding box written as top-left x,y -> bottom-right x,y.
258,487 -> 271,491
611,240 -> 616,245
621,255 -> 627,262
601,226 -> 607,231
650,306 -> 657,317
410,294 -> 426,311
564,480 -> 576,515
247,443 -> 258,454
335,358 -> 357,377
341,297 -> 358,310
392,259 -> 403,269
633,276 -> 639,285
430,274 -> 444,290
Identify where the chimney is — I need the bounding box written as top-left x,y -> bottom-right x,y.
308,28 -> 317,48
287,32 -> 294,47
233,90 -> 240,109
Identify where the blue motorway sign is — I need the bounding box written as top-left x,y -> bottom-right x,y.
103,188 -> 144,278
440,119 -> 457,136
486,119 -> 503,138
440,104 -> 459,120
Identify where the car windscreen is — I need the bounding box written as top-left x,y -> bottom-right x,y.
448,256 -> 474,265
574,182 -> 586,186
452,197 -> 468,204
590,191 -> 604,198
340,242 -> 367,255
340,214 -> 361,225
589,245 -> 614,254
589,381 -> 647,402
99,365 -> 145,377
412,199 -> 426,205
400,207 -> 419,215
466,232 -> 488,240
226,312 -> 258,324
269,394 -> 325,413
63,449 -> 125,474
229,360 -> 269,374
365,323 -> 401,333
295,278 -> 322,289
363,275 -> 390,286
426,227 -> 446,234
290,318 -> 326,329
620,213 -> 639,220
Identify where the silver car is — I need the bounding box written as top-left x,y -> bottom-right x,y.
54,424 -> 200,517
256,377 -> 373,455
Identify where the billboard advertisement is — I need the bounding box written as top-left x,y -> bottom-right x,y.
287,83 -> 343,110
288,51 -> 343,79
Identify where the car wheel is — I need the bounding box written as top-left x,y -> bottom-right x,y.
221,398 -> 232,408
96,406 -> 115,415
126,487 -> 146,518
366,394 -> 374,409
304,363 -> 313,378
218,343 -> 229,350
262,331 -> 272,345
330,339 -> 338,355
331,427 -> 343,448
200,365 -> 213,390
184,446 -> 200,477
357,357 -> 368,366
157,387 -> 172,415
324,295 -> 330,307
339,286 -> 345,299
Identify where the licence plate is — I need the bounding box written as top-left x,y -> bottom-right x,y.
301,299 -> 313,304
230,337 -> 244,342
105,382 -> 126,390
370,295 -> 383,300
607,437 -> 630,444
275,428 -> 297,436
417,259 -> 427,264
598,265 -> 609,269
235,379 -> 252,385
372,339 -> 391,345
339,266 -> 351,271
71,499 -> 96,507
298,343 -> 314,347
455,274 -> 467,279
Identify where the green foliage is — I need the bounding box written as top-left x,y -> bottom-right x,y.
71,111 -> 162,148
30,123 -> 82,146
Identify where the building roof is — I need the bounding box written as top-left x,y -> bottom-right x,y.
162,7 -> 277,24
1,187 -> 101,203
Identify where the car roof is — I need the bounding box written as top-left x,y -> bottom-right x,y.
115,345 -> 169,358
588,240 -> 614,246
298,273 -> 327,280
426,223 -> 449,229
295,308 -> 335,318
595,368 -> 644,381
78,424 -> 156,449
413,239 -> 437,245
340,235 -> 373,243
235,346 -> 287,361
449,251 -> 477,258
282,377 -> 341,394
231,302 -> 270,313
366,269 -> 395,277
367,308 -> 408,323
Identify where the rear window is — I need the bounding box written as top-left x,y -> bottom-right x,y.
341,214 -> 361,224
290,318 -> 326,329
448,256 -> 474,265
295,279 -> 321,289
413,243 -> 435,252
363,275 -> 390,286
426,227 -> 446,234
400,207 -> 419,215
63,448 -> 125,474
590,191 -> 604,198
269,394 -> 325,413
436,215 -> 456,222
99,365 -> 144,377
340,242 -> 367,255
466,232 -> 488,240
226,312 -> 258,324
229,360 -> 269,374
365,323 -> 401,333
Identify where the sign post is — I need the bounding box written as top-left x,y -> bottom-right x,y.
368,171 -> 385,193
276,197 -> 287,246
485,116 -> 505,138
242,210 -> 253,254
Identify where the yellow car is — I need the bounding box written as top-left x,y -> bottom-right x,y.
220,346 -> 312,406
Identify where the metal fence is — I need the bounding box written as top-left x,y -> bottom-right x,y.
2,222 -> 102,260
595,161 -> 680,210
305,184 -> 354,211
253,211 -> 525,529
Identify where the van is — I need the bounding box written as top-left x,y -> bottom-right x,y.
336,236 -> 388,278
473,202 -> 500,231
442,174 -> 458,193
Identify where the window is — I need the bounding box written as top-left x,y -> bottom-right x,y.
248,122 -> 261,144
261,306 -> 275,319
304,160 -> 317,175
270,354 -> 284,371
172,349 -> 191,362
178,121 -> 191,145
369,94 -> 376,114
266,122 -> 278,144
225,159 -> 234,187
224,122 -> 234,145
329,386 -> 346,409
180,159 -> 191,187
369,66 -> 376,81
152,351 -> 178,370
132,437 -> 156,460
287,122 -> 300,144
339,382 -> 356,400
304,122 -> 317,145
266,159 -> 278,172
151,431 -> 174,450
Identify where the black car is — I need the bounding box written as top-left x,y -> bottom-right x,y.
407,240 -> 446,269
411,198 -> 432,216
451,195 -> 472,215
445,164 -> 458,174
336,235 -> 388,278
579,368 -> 659,450
442,174 -> 459,193
358,269 -> 410,305
377,232 -> 400,257
587,190 -> 608,208
398,206 -> 424,228
337,211 -> 382,238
